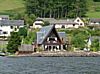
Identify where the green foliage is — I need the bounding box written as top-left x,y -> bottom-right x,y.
7,32 -> 22,53
91,39 -> 100,51
22,31 -> 36,44
24,0 -> 87,18
18,27 -> 27,38
43,21 -> 50,26
24,14 -> 36,26
71,33 -> 87,49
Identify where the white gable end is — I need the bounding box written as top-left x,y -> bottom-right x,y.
74,17 -> 84,27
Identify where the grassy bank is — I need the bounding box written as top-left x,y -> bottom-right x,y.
0,0 -> 25,15
86,12 -> 100,18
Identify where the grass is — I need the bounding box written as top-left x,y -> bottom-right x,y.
86,0 -> 100,18
0,0 -> 24,11
0,0 -> 25,15
86,12 -> 100,18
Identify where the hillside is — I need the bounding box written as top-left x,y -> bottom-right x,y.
0,0 -> 100,18
0,0 -> 25,15
86,0 -> 100,18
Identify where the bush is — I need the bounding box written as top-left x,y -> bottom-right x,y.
18,27 -> 27,38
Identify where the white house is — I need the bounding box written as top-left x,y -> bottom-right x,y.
33,19 -> 43,28
0,15 -> 9,20
74,17 -> 85,27
50,20 -> 79,28
33,17 -> 85,29
33,18 -> 56,29
0,15 -> 24,37
90,18 -> 100,25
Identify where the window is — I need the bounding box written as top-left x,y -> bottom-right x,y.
77,20 -> 79,22
73,24 -> 75,26
49,37 -> 55,41
0,30 -> 2,34
62,38 -> 63,41
15,28 -> 17,31
3,31 -> 7,34
80,23 -> 83,25
62,25 -> 65,28
10,26 -> 13,29
17,26 -> 19,29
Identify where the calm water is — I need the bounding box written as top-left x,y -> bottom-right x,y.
0,57 -> 100,74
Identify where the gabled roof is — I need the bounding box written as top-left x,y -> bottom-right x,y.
0,20 -> 24,26
37,25 -> 66,44
58,32 -> 66,43
36,18 -> 79,25
37,25 -> 55,44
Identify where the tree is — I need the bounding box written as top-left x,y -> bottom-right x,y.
24,0 -> 87,18
18,27 -> 27,38
91,39 -> 100,51
7,32 -> 22,53
24,14 -> 36,26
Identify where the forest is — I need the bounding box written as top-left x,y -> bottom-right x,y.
24,0 -> 87,18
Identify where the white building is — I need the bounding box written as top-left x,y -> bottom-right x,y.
0,15 -> 9,20
33,17 -> 85,29
74,17 -> 85,27
0,15 -> 24,37
33,19 -> 43,28
90,18 -> 100,25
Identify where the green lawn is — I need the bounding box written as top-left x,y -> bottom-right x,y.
0,0 -> 25,15
86,12 -> 100,18
0,0 -> 24,11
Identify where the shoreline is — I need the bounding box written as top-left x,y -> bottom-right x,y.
7,51 -> 100,57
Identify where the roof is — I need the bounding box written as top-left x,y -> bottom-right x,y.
36,18 -> 56,22
50,20 -> 78,25
58,32 -> 66,43
90,18 -> 100,22
0,20 -> 24,26
37,25 -> 54,44
19,44 -> 33,51
36,18 -> 78,25
37,25 -> 66,44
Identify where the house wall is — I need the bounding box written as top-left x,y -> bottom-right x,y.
65,24 -> 79,28
90,22 -> 100,25
0,26 -> 24,37
33,21 -> 43,28
55,24 -> 62,28
74,17 -> 84,27
55,24 -> 79,28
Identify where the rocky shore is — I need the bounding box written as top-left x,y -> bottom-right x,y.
16,51 -> 100,57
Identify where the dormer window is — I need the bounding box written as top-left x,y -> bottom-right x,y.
77,20 -> 79,22
10,26 -> 13,29
80,23 -> 83,25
